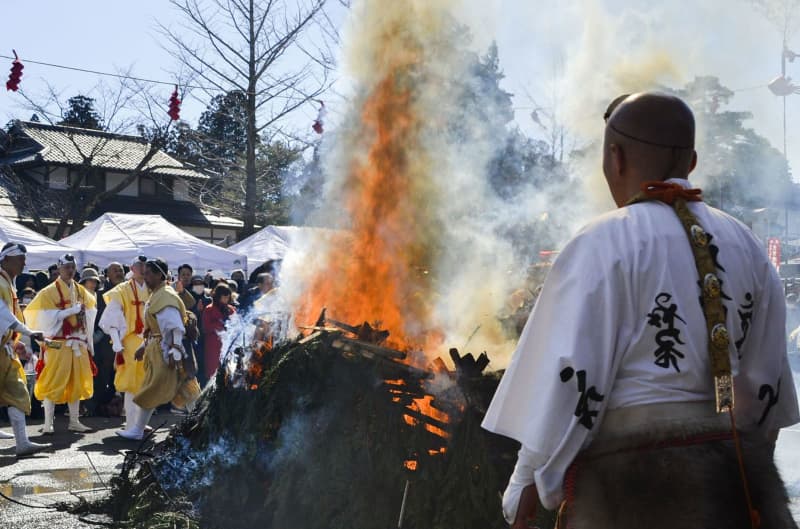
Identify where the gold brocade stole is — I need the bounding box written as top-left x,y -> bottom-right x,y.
626,182 -> 733,413
144,285 -> 187,337
624,180 -> 761,529
0,271 -> 21,347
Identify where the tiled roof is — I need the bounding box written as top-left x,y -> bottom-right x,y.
6,121 -> 208,180
90,196 -> 243,229
0,168 -> 240,230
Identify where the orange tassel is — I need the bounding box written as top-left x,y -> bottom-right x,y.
639,181 -> 703,205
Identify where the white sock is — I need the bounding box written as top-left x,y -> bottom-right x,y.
43,399 -> 55,428
135,408 -> 154,434
124,392 -> 136,425
68,401 -> 81,423
8,406 -> 29,446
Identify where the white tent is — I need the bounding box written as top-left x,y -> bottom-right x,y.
229,225 -> 339,271
60,213 -> 247,274
228,226 -> 290,271
0,216 -> 77,271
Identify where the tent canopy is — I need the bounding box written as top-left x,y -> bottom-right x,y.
0,216 -> 76,271
229,225 -> 339,271
60,213 -> 247,274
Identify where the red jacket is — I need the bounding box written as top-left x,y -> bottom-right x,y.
201,302 -> 236,380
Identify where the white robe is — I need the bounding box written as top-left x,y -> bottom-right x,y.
98,280 -> 148,338
482,178 -> 800,510
26,281 -> 97,356
155,306 -> 185,362
0,296 -> 22,358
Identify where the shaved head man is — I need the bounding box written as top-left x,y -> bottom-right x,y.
602,92 -> 698,206
484,92 -> 799,528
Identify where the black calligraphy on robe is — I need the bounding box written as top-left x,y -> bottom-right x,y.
647,292 -> 687,373
560,366 -> 605,430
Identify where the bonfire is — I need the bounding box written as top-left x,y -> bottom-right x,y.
67,313 -> 558,529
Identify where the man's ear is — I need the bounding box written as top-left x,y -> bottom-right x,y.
609,143 -> 624,178
688,150 -> 698,174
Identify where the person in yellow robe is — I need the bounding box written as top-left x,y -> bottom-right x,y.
99,255 -> 150,428
117,258 -> 200,440
25,253 -> 97,434
0,242 -> 48,456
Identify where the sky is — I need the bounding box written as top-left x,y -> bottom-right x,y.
1,0 -> 799,176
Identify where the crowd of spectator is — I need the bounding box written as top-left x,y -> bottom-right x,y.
12,258 -> 281,420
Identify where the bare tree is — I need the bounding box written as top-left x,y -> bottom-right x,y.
751,0 -> 800,39
1,79 -> 184,238
158,0 -> 337,236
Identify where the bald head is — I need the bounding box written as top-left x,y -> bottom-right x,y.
602,92 -> 698,206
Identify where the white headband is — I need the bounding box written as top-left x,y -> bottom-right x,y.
58,254 -> 77,267
148,260 -> 168,279
0,245 -> 25,260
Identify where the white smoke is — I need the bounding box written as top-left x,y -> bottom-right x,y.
280,0 -> 793,368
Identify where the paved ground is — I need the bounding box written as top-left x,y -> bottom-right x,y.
3,371 -> 800,528
0,412 -> 180,528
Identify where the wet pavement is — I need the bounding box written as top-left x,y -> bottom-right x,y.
2,400 -> 800,527
0,412 -> 180,528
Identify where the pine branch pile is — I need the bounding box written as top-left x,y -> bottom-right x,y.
74,332 -> 557,529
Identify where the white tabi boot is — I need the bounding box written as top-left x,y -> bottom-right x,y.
116,407 -> 153,441
122,392 -> 152,433
9,406 -> 48,457
122,392 -> 134,428
41,398 -> 55,435
67,401 -> 91,432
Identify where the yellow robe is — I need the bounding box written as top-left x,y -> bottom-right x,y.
103,279 -> 149,393
26,278 -> 97,404
0,271 -> 31,414
135,285 -> 200,409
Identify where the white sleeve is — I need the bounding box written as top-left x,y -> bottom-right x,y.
502,446 -> 547,524
99,299 -> 127,336
155,307 -> 185,360
26,309 -> 64,339
0,300 -> 21,335
736,259 -> 800,433
84,307 -> 97,354
482,233 -> 630,510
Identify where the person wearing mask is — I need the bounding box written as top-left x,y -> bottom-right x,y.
117,258 -> 200,440
26,254 -> 97,434
19,288 -> 36,309
201,284 -> 236,382
15,273 -> 35,300
0,242 -> 48,456
99,256 -> 150,430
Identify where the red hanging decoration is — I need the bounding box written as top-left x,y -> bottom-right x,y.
312,100 -> 326,134
6,50 -> 23,92
168,85 -> 181,121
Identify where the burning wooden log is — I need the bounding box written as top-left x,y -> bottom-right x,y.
330,335 -> 407,361
78,326 -> 531,529
450,347 -> 490,378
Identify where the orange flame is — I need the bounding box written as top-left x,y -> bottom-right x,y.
296,54 -> 442,353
